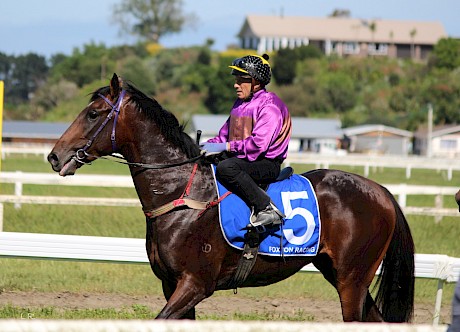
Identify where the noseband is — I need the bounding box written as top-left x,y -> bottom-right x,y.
74,90 -> 126,164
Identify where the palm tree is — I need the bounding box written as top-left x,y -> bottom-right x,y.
410,28 -> 417,59
368,21 -> 377,56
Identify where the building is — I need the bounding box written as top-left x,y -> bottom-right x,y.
237,15 -> 447,60
414,124 -> 460,158
2,120 -> 70,146
190,114 -> 343,154
343,124 -> 413,155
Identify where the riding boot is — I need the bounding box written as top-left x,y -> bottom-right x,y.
250,202 -> 285,227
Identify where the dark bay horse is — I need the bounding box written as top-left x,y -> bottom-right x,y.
48,73 -> 415,322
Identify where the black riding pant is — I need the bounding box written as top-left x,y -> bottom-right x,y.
215,157 -> 281,213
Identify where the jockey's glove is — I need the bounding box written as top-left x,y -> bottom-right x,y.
200,142 -> 229,156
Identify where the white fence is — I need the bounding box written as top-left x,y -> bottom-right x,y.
1,171 -> 459,222
285,152 -> 460,181
3,146 -> 460,181
0,320 -> 448,332
1,171 -> 460,325
0,231 -> 458,326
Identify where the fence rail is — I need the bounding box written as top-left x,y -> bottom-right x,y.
0,231 -> 458,326
3,147 -> 460,181
285,152 -> 460,181
1,172 -> 459,219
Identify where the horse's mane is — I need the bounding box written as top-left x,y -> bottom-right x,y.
91,84 -> 201,159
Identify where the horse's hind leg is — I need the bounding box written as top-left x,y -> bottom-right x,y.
363,291 -> 383,321
313,254 -> 383,322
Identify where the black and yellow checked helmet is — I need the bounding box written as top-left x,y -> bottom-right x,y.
229,54 -> 271,85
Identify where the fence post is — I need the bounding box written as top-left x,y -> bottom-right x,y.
0,203 -> 3,232
435,195 -> 443,223
364,164 -> 369,177
433,279 -> 445,325
14,171 -> 23,209
406,165 -> 412,179
398,184 -> 407,207
448,167 -> 453,181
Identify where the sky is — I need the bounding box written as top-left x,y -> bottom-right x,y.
0,0 -> 459,59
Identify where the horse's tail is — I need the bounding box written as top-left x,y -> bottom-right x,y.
374,187 -> 415,322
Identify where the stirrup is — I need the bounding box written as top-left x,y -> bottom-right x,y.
249,202 -> 285,228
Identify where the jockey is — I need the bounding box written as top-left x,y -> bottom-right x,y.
201,54 -> 292,228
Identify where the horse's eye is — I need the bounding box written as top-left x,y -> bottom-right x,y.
87,110 -> 99,121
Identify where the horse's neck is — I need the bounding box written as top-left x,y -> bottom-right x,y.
121,143 -> 215,213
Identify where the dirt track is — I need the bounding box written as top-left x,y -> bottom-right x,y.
0,290 -> 452,324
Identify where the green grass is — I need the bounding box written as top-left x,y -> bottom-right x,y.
0,303 -> 315,320
0,304 -> 159,319
0,155 -> 459,320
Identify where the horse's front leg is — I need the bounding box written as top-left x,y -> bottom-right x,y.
156,274 -> 208,319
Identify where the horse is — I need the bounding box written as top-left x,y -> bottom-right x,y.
47,73 -> 415,322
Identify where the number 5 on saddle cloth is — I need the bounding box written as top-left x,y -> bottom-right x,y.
211,166 -> 321,257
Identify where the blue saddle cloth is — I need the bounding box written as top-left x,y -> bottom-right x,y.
213,168 -> 321,257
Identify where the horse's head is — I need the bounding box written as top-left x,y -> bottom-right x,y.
48,73 -> 127,176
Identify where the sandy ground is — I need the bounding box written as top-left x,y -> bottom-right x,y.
0,290 -> 452,324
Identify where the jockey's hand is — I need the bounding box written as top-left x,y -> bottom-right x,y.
200,142 -> 229,156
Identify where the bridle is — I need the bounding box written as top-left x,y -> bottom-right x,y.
73,90 -> 125,165
73,89 -> 204,170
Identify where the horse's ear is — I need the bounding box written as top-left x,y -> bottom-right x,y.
109,73 -> 123,99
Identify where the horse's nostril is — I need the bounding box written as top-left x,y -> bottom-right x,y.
47,153 -> 58,165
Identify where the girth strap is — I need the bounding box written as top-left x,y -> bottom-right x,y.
144,198 -> 209,218
143,163 -> 231,219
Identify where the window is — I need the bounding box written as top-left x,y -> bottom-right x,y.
368,43 -> 388,55
343,42 -> 359,54
440,139 -> 457,150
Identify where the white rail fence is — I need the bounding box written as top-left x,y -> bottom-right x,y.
285,152 -> 460,181
0,320 -> 448,332
1,172 -> 459,326
0,231 -> 458,326
1,172 -> 459,225
3,146 -> 460,181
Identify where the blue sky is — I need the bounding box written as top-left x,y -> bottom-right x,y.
0,0 -> 458,59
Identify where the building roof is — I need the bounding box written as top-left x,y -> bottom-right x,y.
431,125 -> 460,138
2,120 -> 70,139
239,15 -> 447,45
190,115 -> 343,140
190,114 -> 229,137
343,124 -> 413,138
415,124 -> 460,139
291,117 -> 342,139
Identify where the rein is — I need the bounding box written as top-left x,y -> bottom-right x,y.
73,89 -> 204,170
72,89 -> 224,217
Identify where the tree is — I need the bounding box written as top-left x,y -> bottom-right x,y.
329,9 -> 350,17
49,43 -> 113,87
204,55 -> 235,114
272,45 -> 322,85
429,38 -> 460,70
9,53 -> 49,102
369,21 -> 377,43
410,28 -> 417,59
112,0 -> 197,43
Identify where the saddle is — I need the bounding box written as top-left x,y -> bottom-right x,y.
259,166 -> 294,190
226,166 -> 293,290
